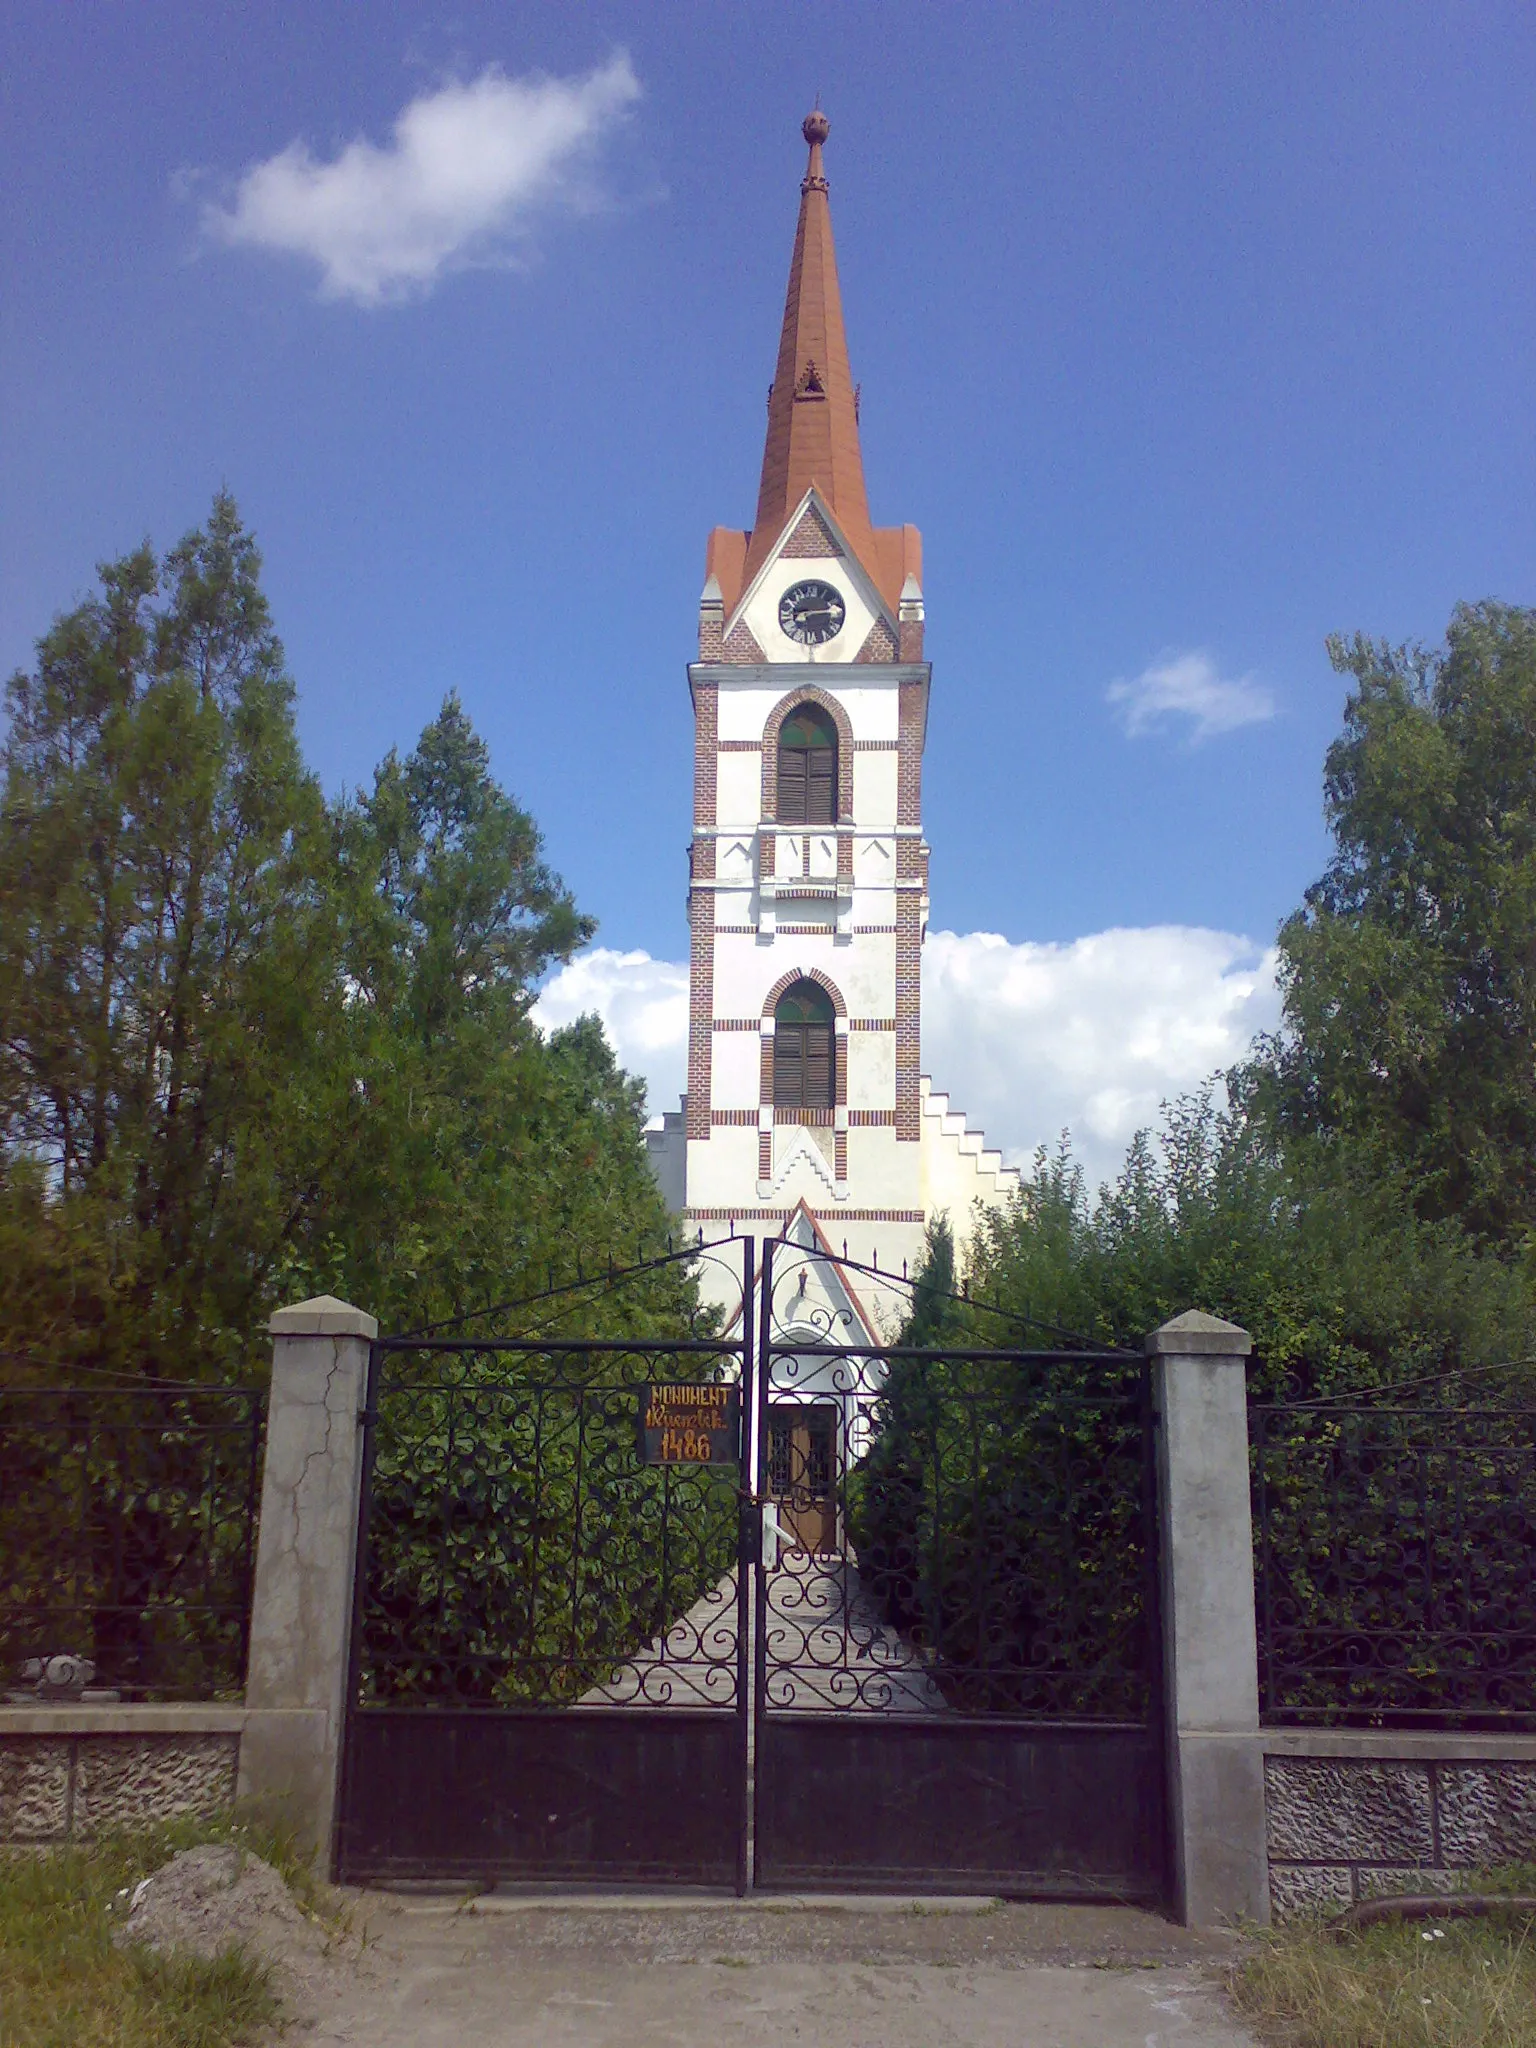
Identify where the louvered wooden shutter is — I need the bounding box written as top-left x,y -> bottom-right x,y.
804,1023 -> 833,1108
774,1025 -> 805,1107
806,748 -> 835,823
779,748 -> 808,822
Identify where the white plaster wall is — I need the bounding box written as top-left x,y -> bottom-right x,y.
819,683 -> 902,740
716,687 -> 772,743
686,1129 -> 759,1209
842,935 -> 898,1016
844,1126 -> 924,1213
861,1222 -> 927,1295
713,675 -> 902,752
711,932 -> 895,1020
827,1211 -> 926,1286
768,1125 -> 838,1199
709,1033 -> 763,1106
715,755 -> 762,821
851,754 -> 899,819
847,1034 -> 895,1108
708,938 -> 760,1014
712,937 -> 770,1019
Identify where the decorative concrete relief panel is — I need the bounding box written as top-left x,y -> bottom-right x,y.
716,834 -> 757,884
1268,1862 -> 1354,1919
1266,1752 -> 1536,1917
1437,1764 -> 1536,1866
0,1738 -> 71,1841
73,1735 -> 238,1838
1265,1756 -> 1434,1862
1355,1865 -> 1464,1900
855,835 -> 894,885
808,835 -> 837,880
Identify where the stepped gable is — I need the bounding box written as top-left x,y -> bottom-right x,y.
920,1075 -> 1022,1207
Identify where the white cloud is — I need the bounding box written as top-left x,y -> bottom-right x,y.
1107,650 -> 1276,742
535,927 -> 1280,1185
921,927 -> 1280,1185
533,947 -> 689,1112
200,53 -> 642,305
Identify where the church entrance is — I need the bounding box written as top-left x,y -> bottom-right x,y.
333,1236 -> 1167,1905
767,1403 -> 838,1552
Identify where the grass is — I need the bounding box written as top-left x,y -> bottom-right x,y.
1231,1893 -> 1536,2048
0,1809 -> 327,2048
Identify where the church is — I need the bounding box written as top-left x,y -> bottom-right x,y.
646,112 -> 1018,1332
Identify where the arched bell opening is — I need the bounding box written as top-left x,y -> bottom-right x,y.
775,703 -> 838,824
772,978 -> 835,1112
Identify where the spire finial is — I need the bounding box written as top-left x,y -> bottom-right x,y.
802,107 -> 829,194
741,99 -> 874,592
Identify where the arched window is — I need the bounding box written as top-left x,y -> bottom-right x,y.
773,980 -> 835,1110
776,704 -> 837,824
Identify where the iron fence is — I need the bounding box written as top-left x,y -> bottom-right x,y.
1251,1400 -> 1536,1725
0,1386 -> 267,1700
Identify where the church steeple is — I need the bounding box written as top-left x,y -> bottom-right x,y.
665,105 -> 1018,1308
742,111 -> 877,593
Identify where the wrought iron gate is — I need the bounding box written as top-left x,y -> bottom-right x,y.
335,1236 -> 1166,1901
335,1240 -> 757,1888
750,1238 -> 1166,1900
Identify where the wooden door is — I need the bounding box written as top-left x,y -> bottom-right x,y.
767,1406 -> 838,1553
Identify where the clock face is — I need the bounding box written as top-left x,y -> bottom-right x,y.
779,579 -> 846,646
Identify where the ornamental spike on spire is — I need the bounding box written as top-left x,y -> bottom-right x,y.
743,110 -> 876,590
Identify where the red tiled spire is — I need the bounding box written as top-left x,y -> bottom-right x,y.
741,112 -> 878,593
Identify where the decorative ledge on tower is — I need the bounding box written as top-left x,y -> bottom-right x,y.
699,574 -> 725,659
899,573 -> 925,662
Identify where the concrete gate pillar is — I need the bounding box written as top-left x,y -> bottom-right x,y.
1148,1310 -> 1270,1928
237,1295 -> 376,1865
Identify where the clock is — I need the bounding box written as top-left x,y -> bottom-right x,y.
779,579 -> 846,646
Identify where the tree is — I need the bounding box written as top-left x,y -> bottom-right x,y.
848,604 -> 1536,1719
0,507 -> 695,1378
951,1091 -> 1533,1393
1252,601 -> 1536,1248
278,694 -> 691,1338
0,501 -> 703,1695
0,494 -> 343,1380
845,1098 -> 1536,1720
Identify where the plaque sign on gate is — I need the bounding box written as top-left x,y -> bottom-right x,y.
640,1383 -> 739,1465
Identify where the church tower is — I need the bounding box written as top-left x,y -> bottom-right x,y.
657,113 -> 1017,1306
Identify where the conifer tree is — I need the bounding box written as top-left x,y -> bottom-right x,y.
0,494 -> 340,1376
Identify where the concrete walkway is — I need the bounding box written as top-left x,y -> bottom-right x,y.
585,1556 -> 948,1712
298,1896 -> 1261,2047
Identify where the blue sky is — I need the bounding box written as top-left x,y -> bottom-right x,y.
3,3 -> 1532,1172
